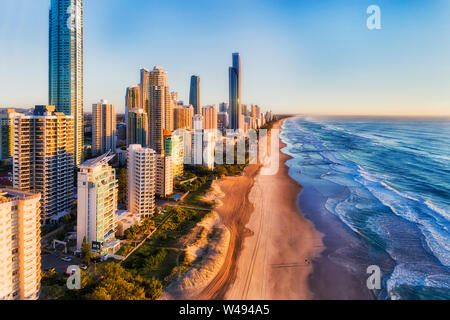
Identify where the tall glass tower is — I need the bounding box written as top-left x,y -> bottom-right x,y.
189,75 -> 201,115
229,53 -> 242,130
49,0 -> 84,165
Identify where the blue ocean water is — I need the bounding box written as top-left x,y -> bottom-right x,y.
280,117 -> 450,300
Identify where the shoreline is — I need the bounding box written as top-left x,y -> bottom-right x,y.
196,119 -> 325,300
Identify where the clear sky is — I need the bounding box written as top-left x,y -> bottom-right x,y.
0,0 -> 449,116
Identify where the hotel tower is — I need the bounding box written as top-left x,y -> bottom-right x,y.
77,153 -> 119,254
148,66 -> 172,153
49,0 -> 84,165
13,106 -> 74,224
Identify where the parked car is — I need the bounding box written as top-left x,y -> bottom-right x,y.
61,257 -> 72,262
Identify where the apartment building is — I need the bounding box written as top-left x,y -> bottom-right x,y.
0,189 -> 41,300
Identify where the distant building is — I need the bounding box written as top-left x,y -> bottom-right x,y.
193,114 -> 203,131
189,75 -> 201,114
127,108 -> 148,147
229,53 -> 243,130
174,105 -> 194,130
218,112 -> 229,132
13,105 -> 74,224
127,145 -> 156,219
140,68 -> 149,113
164,131 -> 184,178
125,86 -> 140,123
0,109 -> 22,161
202,105 -> 218,130
0,189 -> 41,300
156,154 -> 173,197
92,100 -> 116,156
77,152 -> 119,255
219,102 -> 228,113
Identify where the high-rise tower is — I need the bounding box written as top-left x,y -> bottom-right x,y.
229,53 -> 242,130
189,75 -> 201,115
49,0 -> 84,165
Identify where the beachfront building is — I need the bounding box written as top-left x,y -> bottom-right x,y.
140,68 -> 149,113
92,100 -> 116,156
49,0 -> 84,165
127,145 -> 156,219
0,109 -> 22,161
13,105 -> 74,224
127,108 -> 148,147
164,131 -> 184,178
189,75 -> 201,114
0,189 -> 41,300
77,152 -> 119,255
202,105 -> 218,130
155,154 -> 173,197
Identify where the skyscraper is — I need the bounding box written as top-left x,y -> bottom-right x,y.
229,53 -> 242,130
148,66 -> 171,153
189,75 -> 201,115
127,145 -> 156,219
140,68 -> 149,113
13,106 -> 74,224
49,0 -> 84,165
77,152 -> 119,255
125,86 -> 140,114
92,100 -> 116,156
0,189 -> 41,300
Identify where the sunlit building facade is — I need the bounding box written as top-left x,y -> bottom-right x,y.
13,106 -> 74,224
92,100 -> 116,156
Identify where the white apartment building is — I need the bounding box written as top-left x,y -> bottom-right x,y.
13,105 -> 74,224
127,145 -> 156,219
0,189 -> 41,300
77,152 -> 119,255
156,154 -> 173,197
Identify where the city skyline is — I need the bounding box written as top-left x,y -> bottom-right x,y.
1,0 -> 450,117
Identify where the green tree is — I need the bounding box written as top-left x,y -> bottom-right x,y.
118,167 -> 127,206
81,236 -> 91,265
89,263 -> 146,300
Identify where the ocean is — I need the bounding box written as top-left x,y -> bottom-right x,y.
280,116 -> 450,300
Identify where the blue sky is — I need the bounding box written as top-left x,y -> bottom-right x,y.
0,0 -> 449,116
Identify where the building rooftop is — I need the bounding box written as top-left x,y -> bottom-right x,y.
80,151 -> 115,168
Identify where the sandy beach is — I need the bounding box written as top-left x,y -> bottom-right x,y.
196,120 -> 324,300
